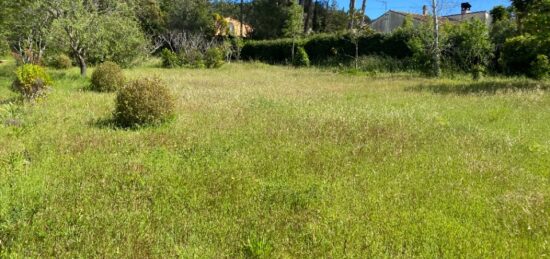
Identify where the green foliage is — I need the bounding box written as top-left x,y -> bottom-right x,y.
161,48 -> 180,68
522,0 -> 550,38
48,54 -> 73,69
11,64 -> 52,99
183,50 -> 206,69
89,14 -> 148,67
490,5 -> 510,22
500,35 -> 541,75
282,0 -> 304,38
91,62 -> 126,92
205,48 -> 225,68
241,32 -> 408,66
115,77 -> 175,127
293,47 -> 310,67
531,54 -> 550,80
445,19 -> 494,73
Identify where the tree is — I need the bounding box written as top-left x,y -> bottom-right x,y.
490,5 -> 510,22
1,1 -> 53,64
348,0 -> 356,30
431,0 -> 441,77
360,0 -> 368,28
446,19 -> 494,74
283,0 -> 304,62
46,0 -> 147,76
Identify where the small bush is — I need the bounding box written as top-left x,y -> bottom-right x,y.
161,48 -> 180,68
11,64 -> 53,99
293,47 -> 310,67
472,65 -> 486,81
530,55 -> 550,80
90,61 -> 126,92
115,77 -> 175,127
205,47 -> 224,68
50,54 -> 73,69
184,50 -> 206,69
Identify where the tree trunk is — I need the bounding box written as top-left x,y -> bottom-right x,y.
432,0 -> 441,77
240,0 -> 244,37
348,0 -> 356,30
360,0 -> 367,27
303,0 -> 315,34
77,55 -> 87,77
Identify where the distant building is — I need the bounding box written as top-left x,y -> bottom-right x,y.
370,2 -> 492,34
216,17 -> 253,38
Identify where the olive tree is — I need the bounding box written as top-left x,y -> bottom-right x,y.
46,0 -> 147,76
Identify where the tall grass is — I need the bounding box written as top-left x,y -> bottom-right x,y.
0,59 -> 549,257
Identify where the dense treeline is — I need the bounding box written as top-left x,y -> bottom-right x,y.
0,0 -> 548,79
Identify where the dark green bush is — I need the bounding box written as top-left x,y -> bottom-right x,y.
531,55 -> 550,80
50,54 -> 73,69
241,38 -> 299,64
161,48 -> 180,68
500,36 -> 539,76
11,64 -> 53,99
205,47 -> 224,68
90,61 -> 126,92
293,47 -> 310,67
115,77 -> 175,127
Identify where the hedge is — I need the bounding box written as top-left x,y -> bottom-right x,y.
241,32 -> 412,65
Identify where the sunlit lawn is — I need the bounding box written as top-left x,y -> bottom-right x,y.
0,58 -> 549,257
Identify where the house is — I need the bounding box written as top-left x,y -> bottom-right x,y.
370,2 -> 492,33
216,17 -> 253,38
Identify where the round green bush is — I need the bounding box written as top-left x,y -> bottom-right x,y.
205,47 -> 225,68
293,47 -> 310,67
90,61 -> 126,92
115,77 -> 175,127
11,64 -> 53,99
51,54 -> 73,69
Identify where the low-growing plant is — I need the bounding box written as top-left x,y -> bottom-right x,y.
11,64 -> 53,99
293,47 -> 310,67
90,61 -> 126,92
114,77 -> 175,127
205,47 -> 224,68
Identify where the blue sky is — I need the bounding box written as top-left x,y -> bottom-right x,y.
335,0 -> 511,18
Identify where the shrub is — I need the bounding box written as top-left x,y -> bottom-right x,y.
531,55 -> 550,80
161,48 -> 180,68
445,19 -> 494,73
90,61 -> 126,92
500,36 -> 538,75
115,77 -> 175,127
184,50 -> 205,69
205,47 -> 225,68
293,47 -> 310,67
11,64 -> 53,99
472,65 -> 485,81
50,54 -> 73,69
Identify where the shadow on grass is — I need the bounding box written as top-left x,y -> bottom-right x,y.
89,116 -> 174,131
408,80 -> 549,95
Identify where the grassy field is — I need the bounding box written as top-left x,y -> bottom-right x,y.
0,58 -> 549,257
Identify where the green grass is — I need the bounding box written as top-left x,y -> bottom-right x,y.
1,58 -> 549,257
